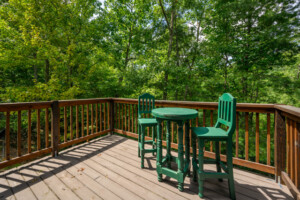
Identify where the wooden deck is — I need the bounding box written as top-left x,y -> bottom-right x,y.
0,135 -> 293,200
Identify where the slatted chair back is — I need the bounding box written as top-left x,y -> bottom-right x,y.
138,93 -> 155,118
215,93 -> 236,137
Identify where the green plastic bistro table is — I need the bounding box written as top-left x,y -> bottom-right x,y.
152,107 -> 198,191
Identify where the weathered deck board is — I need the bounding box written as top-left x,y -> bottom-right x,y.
0,135 -> 293,200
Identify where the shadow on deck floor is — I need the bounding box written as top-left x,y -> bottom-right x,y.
0,135 -> 293,200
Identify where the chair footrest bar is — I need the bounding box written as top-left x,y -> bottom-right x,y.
198,171 -> 229,179
144,140 -> 154,144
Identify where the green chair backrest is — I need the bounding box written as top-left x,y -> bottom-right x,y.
215,93 -> 236,137
138,93 -> 155,118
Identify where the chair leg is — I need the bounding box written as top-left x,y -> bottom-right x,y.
152,125 -> 156,156
198,139 -> 205,198
227,142 -> 236,200
138,124 -> 141,157
215,141 -> 222,182
192,132 -> 197,182
141,125 -> 145,168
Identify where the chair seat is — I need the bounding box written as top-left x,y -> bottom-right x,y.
192,127 -> 228,139
138,118 -> 157,125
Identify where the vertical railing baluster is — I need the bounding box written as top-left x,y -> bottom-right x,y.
51,101 -> 60,157
125,104 -> 127,131
96,104 -> 98,133
104,103 -> 106,130
81,105 -> 84,137
131,104 -> 134,132
210,110 -> 213,152
45,108 -> 49,148
37,109 -> 41,150
64,107 -> 67,142
100,104 -> 103,131
245,112 -> 249,160
17,111 -> 21,157
87,104 -> 89,137
267,113 -> 270,165
76,105 -> 79,138
290,120 -> 295,182
28,109 -> 32,154
256,113 -> 259,163
70,106 -> 73,140
235,112 -> 239,157
5,112 -> 10,160
91,104 -> 94,134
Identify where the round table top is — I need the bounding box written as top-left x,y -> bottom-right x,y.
152,107 -> 198,120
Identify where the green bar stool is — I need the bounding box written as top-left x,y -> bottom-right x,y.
138,93 -> 157,168
191,93 -> 236,199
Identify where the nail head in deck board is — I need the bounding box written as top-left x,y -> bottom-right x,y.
17,111 -> 21,157
5,112 -> 10,160
51,101 -> 60,157
275,110 -> 286,182
28,109 -> 32,154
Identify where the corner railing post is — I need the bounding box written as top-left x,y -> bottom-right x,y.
110,98 -> 115,135
51,101 -> 60,157
275,109 -> 286,183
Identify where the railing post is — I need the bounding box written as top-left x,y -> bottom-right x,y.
275,109 -> 286,183
51,101 -> 60,157
110,99 -> 115,135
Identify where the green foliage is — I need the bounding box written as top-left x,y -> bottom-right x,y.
0,0 -> 298,106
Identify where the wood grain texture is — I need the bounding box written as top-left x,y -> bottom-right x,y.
267,113 -> 271,165
37,109 -> 41,150
245,112 -> 249,160
17,111 -> 21,157
64,107 -> 67,142
70,106 -> 73,140
274,110 -> 286,182
45,108 -> 49,148
28,109 -> 32,154
81,105 -> 84,137
76,105 -> 79,138
51,101 -> 60,156
236,112 -> 239,157
256,113 -> 259,163
5,112 -> 10,160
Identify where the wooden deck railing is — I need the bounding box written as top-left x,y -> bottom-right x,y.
0,98 -> 299,198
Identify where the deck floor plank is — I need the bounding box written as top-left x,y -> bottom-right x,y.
18,167 -> 59,200
0,135 -> 293,200
59,154 -> 140,200
110,136 -> 293,199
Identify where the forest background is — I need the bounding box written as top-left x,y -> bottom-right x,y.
0,0 -> 299,166
0,0 -> 299,106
